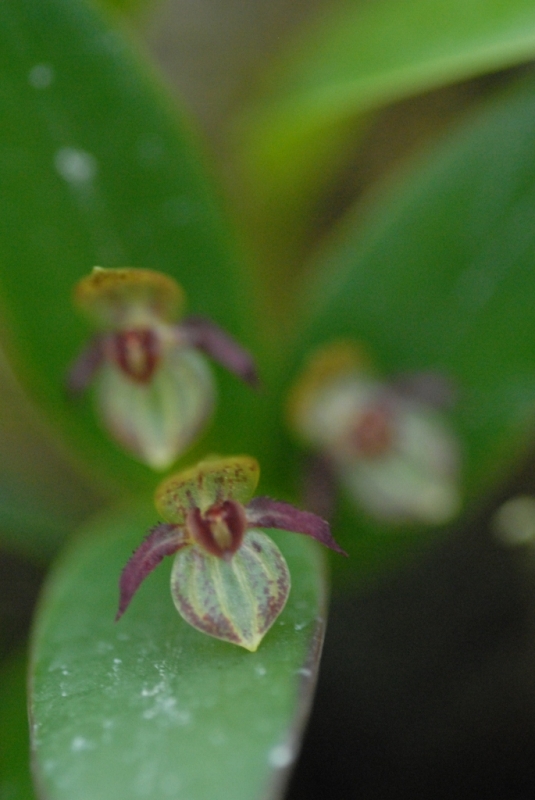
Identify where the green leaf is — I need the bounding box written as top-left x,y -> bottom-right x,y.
277,74 -> 535,580
234,0 -> 535,287
0,651 -> 36,800
0,0 -> 254,493
30,502 -> 327,800
97,0 -> 158,16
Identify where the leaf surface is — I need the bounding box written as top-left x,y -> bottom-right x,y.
235,0 -> 535,288
277,75 -> 535,580
0,0 -> 254,492
30,502 -> 327,800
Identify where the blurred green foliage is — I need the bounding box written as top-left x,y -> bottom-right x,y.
1,0 -> 535,797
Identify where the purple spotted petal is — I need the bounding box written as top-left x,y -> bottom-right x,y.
245,496 -> 347,555
178,316 -> 259,388
66,335 -> 105,395
116,523 -> 188,620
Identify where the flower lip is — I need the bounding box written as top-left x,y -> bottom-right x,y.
346,404 -> 394,459
186,500 -> 247,559
109,328 -> 161,384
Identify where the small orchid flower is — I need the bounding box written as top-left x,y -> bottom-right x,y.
288,342 -> 461,526
116,455 -> 345,651
68,267 -> 257,470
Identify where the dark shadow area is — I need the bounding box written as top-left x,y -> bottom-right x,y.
0,550 -> 44,660
287,452 -> 535,800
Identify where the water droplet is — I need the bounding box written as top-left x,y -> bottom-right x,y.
294,622 -> 307,631
28,63 -> 54,89
55,147 -> 97,184
297,667 -> 312,678
255,665 -> 267,677
141,682 -> 164,698
268,743 -> 295,769
71,736 -> 93,753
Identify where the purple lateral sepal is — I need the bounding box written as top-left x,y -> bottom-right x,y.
388,371 -> 457,409
178,316 -> 259,388
116,523 -> 188,621
66,336 -> 106,395
245,496 -> 347,555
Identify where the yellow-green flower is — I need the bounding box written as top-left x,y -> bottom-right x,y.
289,342 -> 461,525
68,267 -> 257,470
116,456 -> 345,651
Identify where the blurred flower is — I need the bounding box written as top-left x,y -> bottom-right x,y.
116,455 -> 345,651
67,267 -> 257,470
288,342 -> 461,525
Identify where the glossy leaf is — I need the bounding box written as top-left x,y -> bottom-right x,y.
171,531 -> 290,652
30,502 -> 327,800
272,74 -> 535,579
235,0 -> 535,289
0,0 -> 254,492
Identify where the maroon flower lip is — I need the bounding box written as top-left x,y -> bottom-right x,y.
110,328 -> 161,384
186,500 -> 247,559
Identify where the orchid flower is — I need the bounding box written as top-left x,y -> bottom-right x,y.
67,267 -> 257,470
288,342 -> 461,525
116,455 -> 345,651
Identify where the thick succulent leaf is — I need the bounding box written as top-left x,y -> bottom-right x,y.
171,532 -> 290,652
274,74 -> 535,579
0,651 -> 36,800
0,0 -> 254,492
30,502 -> 327,800
155,456 -> 260,524
236,0 -> 535,260
246,496 -> 346,555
